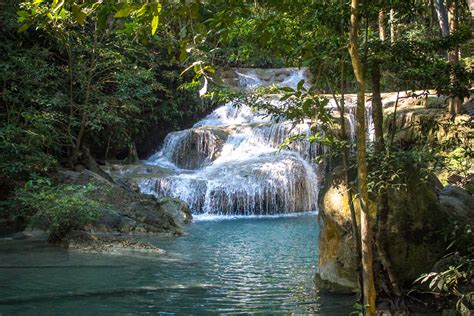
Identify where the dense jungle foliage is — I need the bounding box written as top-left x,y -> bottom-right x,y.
0,0 -> 472,314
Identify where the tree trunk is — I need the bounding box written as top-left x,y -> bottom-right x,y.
127,141 -> 139,163
389,6 -> 397,44
329,55 -> 364,302
434,0 -> 450,36
372,5 -> 403,299
348,0 -> 376,314
372,5 -> 385,150
378,7 -> 386,42
371,65 -> 384,152
71,23 -> 98,163
448,0 -> 461,115
340,95 -> 365,304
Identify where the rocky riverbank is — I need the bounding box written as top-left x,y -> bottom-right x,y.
315,93 -> 474,296
14,167 -> 193,254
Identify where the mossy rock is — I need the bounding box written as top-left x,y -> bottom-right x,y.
54,169 -> 192,236
316,165 -> 469,292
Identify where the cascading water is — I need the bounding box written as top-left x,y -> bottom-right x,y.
139,68 -> 371,216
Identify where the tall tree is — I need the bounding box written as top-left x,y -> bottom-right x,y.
447,0 -> 461,115
389,4 -> 397,43
348,0 -> 376,314
371,2 -> 385,152
371,1 -> 403,299
435,0 -> 450,36
435,0 -> 463,115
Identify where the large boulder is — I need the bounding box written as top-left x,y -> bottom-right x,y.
54,169 -> 192,235
315,167 -> 472,293
316,167 -> 362,293
162,127 -> 229,170
157,197 -> 192,226
438,185 -> 474,222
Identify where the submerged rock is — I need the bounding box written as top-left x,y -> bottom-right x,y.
63,230 -> 165,255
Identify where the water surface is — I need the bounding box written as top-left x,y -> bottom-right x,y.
0,214 -> 353,315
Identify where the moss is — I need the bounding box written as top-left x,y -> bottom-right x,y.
318,162 -> 455,291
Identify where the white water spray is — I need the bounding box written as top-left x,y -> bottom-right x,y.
141,68 -> 372,215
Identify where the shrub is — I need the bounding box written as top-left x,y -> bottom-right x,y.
415,222 -> 474,313
16,178 -> 103,242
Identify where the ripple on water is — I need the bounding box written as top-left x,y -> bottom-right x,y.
0,214 -> 354,314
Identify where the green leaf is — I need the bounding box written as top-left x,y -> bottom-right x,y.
179,41 -> 188,62
302,98 -> 312,114
155,3 -> 162,16
18,23 -> 30,33
297,79 -> 305,91
17,10 -> 29,22
114,7 -> 133,18
71,5 -> 87,25
279,87 -> 294,93
135,4 -> 148,17
151,15 -> 159,35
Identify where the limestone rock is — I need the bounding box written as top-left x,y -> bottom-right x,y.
438,186 -> 474,223
158,197 -> 193,226
162,127 -> 229,170
315,167 -> 471,293
316,167 -> 359,293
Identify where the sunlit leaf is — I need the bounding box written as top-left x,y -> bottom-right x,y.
52,0 -> 64,13
151,15 -> 159,35
114,7 -> 133,18
135,4 -> 148,17
71,5 -> 87,25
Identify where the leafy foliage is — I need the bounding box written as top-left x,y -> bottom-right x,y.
15,178 -> 104,242
0,0 -> 218,236
366,146 -> 435,196
415,221 -> 474,313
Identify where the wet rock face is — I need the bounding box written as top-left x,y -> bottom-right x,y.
315,167 -> 473,293
158,197 -> 193,225
162,128 -> 229,170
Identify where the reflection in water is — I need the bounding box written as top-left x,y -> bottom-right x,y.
0,214 -> 354,314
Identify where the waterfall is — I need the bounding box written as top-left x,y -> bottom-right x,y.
141,68 -> 372,216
